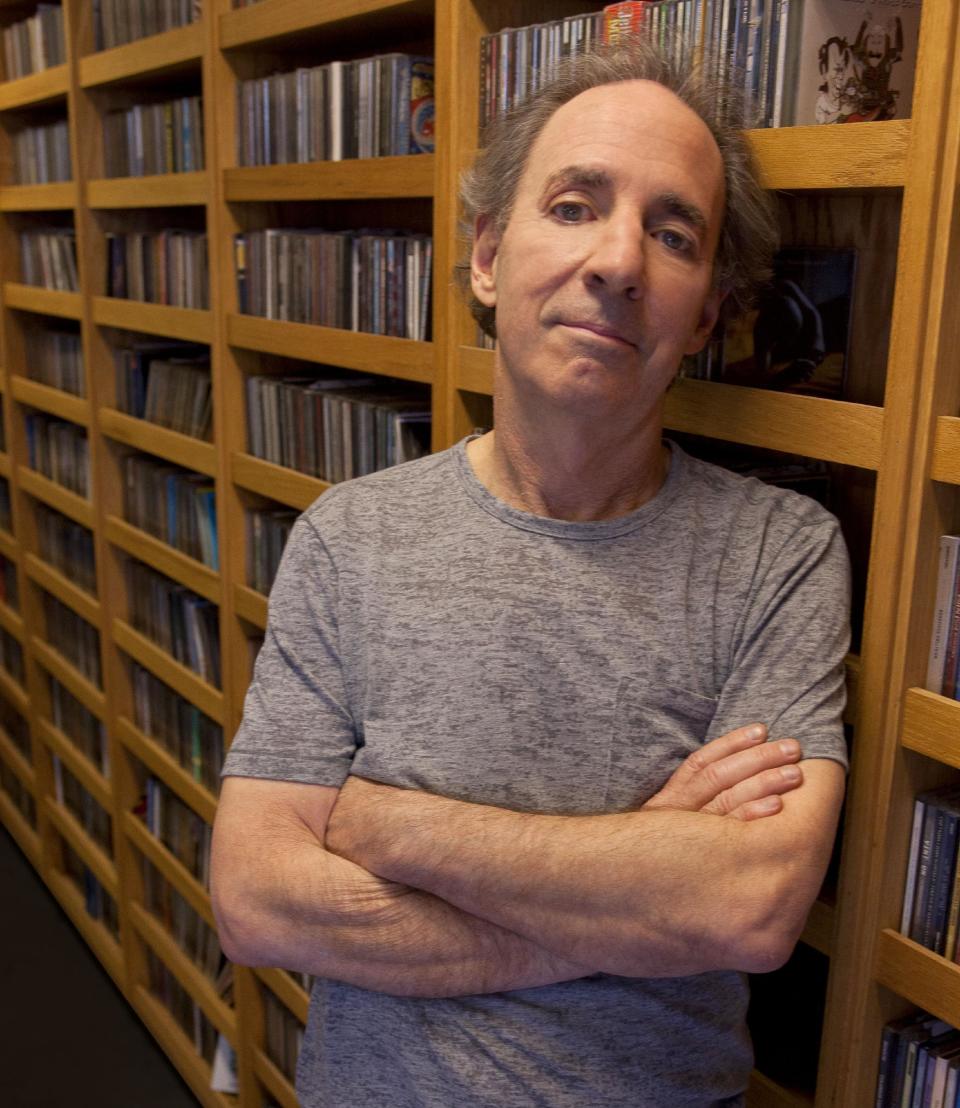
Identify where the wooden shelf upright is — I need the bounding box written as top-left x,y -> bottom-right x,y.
0,0 -> 957,1105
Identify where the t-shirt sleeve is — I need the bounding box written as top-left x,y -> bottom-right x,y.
222,512 -> 358,785
707,511 -> 851,770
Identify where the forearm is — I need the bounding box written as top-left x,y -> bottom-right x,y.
327,776 -> 837,978
213,832 -> 592,997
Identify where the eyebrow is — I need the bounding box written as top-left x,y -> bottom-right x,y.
539,167 -> 709,233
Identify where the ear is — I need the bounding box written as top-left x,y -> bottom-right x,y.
470,214 -> 500,308
684,285 -> 727,356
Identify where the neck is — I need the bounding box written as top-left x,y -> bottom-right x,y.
467,402 -> 669,522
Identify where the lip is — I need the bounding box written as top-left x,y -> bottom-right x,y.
561,321 -> 636,348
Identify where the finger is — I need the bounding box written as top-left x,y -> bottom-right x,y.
661,738 -> 802,812
726,794 -> 784,821
703,762 -> 804,817
666,723 -> 768,789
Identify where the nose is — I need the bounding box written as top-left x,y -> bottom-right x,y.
583,214 -> 644,300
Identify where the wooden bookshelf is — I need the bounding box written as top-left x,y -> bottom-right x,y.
0,182 -> 77,211
87,172 -> 210,209
10,376 -> 89,425
223,155 -> 434,202
78,23 -> 205,88
0,0 -> 953,1104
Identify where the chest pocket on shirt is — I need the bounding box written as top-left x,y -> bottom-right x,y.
607,679 -> 719,810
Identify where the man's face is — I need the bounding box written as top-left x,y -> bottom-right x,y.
471,80 -> 726,420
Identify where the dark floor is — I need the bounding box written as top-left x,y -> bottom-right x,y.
0,823 -> 201,1108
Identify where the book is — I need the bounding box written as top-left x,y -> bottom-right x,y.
926,536 -> 960,694
780,0 -> 923,126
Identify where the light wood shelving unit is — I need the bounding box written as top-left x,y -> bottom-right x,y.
0,0 -> 956,1105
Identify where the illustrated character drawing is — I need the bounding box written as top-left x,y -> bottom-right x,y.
815,36 -> 859,124
848,16 -> 904,121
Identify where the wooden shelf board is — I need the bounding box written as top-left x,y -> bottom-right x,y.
91,298 -> 213,343
39,716 -> 111,811
931,416 -> 960,483
88,172 -> 209,209
0,663 -> 28,716
130,901 -> 237,1041
876,929 -> 960,1028
801,895 -> 836,959
0,724 -> 35,790
456,348 -> 883,469
234,582 -> 268,631
254,967 -> 310,1025
31,635 -> 107,720
231,451 -> 328,513
25,550 -> 101,628
112,619 -> 225,725
106,516 -> 221,605
253,1046 -> 299,1108
123,811 -> 216,930
44,794 -> 117,897
221,0 -> 430,50
45,867 -> 125,987
224,155 -> 433,201
79,22 -> 204,88
10,375 -> 89,425
117,715 -> 218,826
746,1070 -> 814,1108
98,408 -> 217,476
747,120 -> 909,190
0,451 -> 9,478
901,687 -> 960,768
130,985 -> 235,1108
0,64 -> 68,110
227,314 -> 433,383
3,283 -> 81,320
0,788 -> 40,864
17,465 -> 95,528
0,529 -> 19,562
0,597 -> 23,642
0,181 -> 76,211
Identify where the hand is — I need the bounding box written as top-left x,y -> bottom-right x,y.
642,724 -> 803,821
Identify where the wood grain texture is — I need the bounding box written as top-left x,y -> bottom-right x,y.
17,465 -> 95,528
0,182 -> 77,211
112,618 -> 225,724
253,1046 -> 300,1108
931,416 -> 960,483
116,716 -> 218,826
87,172 -> 209,209
38,716 -> 111,810
231,451 -> 329,512
98,410 -> 217,476
254,967 -> 310,1025
227,314 -> 434,383
3,283 -> 82,319
901,686 -> 960,768
44,794 -> 117,896
0,63 -> 68,110
123,811 -> 216,930
875,929 -> 960,1028
105,516 -> 222,605
747,121 -> 909,190
91,298 -> 213,343
0,723 -> 34,788
224,155 -> 434,201
129,901 -> 237,1040
30,635 -> 107,720
220,0 -> 431,49
24,551 -> 102,628
78,22 -> 204,88
10,375 -> 89,425
233,582 -> 267,630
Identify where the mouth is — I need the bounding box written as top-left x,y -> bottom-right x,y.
561,321 -> 636,349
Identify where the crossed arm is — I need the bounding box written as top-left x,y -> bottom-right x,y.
212,723 -> 844,996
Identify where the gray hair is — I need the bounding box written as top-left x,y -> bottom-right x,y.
457,40 -> 778,338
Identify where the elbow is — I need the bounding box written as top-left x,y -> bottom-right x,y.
211,869 -> 268,967
732,925 -> 800,974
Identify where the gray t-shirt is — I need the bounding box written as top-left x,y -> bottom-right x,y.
224,438 -> 850,1107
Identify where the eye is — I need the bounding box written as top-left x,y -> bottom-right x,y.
657,228 -> 694,254
551,201 -> 590,223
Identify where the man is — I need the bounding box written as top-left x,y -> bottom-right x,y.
212,42 -> 849,1107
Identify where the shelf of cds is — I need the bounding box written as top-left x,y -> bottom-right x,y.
0,0 -> 953,1105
